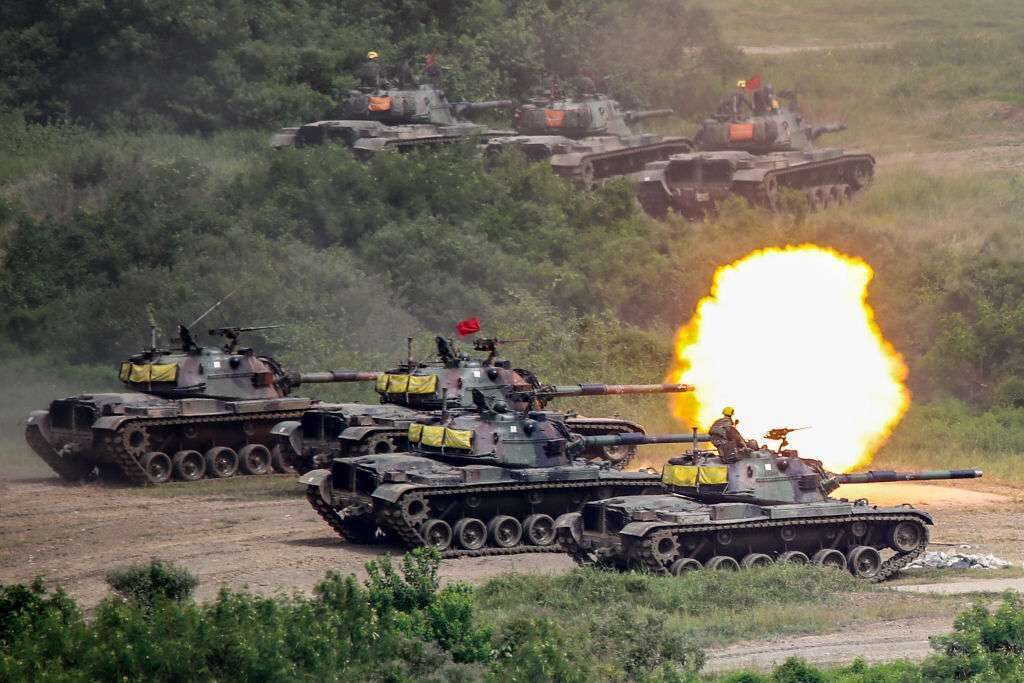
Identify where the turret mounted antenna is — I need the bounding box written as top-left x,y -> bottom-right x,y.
189,289 -> 238,329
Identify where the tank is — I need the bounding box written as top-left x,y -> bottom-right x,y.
556,428 -> 982,580
270,82 -> 514,156
23,325 -> 377,485
632,86 -> 875,218
273,336 -> 690,472
300,401 -> 710,556
484,90 -> 692,189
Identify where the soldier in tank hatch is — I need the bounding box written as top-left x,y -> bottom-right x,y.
709,406 -> 746,462
359,51 -> 382,90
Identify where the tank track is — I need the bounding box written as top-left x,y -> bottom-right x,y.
24,425 -> 94,481
305,486 -> 351,540
374,479 -> 658,559
97,410 -> 306,485
571,512 -> 928,582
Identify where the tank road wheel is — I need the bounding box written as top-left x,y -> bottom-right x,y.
777,550 -> 809,565
141,452 -> 173,484
705,555 -> 740,571
889,521 -> 927,553
741,553 -> 774,569
847,546 -> 882,579
357,433 -> 399,456
172,450 -> 206,481
577,161 -> 596,190
670,558 -> 703,575
453,518 -> 487,550
420,519 -> 453,550
121,424 -> 151,457
809,187 -> 826,211
270,444 -> 294,474
522,514 -> 556,546
488,515 -> 523,548
811,549 -> 848,571
238,444 -> 271,475
205,447 -> 239,478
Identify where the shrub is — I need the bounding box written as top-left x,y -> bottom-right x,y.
105,558 -> 199,609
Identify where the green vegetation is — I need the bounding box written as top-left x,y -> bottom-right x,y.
2,552 -> 1020,681
1,3 -> 1022,477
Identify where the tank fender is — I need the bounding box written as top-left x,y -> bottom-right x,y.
554,513 -> 582,544
271,420 -> 303,454
619,521 -> 673,539
26,410 -> 54,441
338,425 -> 399,442
91,415 -> 134,432
298,469 -> 332,501
371,484 -> 422,504
732,168 -> 771,183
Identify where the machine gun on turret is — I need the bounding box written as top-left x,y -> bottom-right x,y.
763,426 -> 809,451
209,325 -> 285,354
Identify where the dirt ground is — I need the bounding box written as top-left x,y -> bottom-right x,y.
2,467 -> 1020,618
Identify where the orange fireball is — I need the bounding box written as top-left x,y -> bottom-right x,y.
668,245 -> 909,472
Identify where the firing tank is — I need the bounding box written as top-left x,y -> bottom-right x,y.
24,325 -> 378,485
632,86 -> 875,218
273,336 -> 686,472
270,82 -> 513,156
300,395 -> 710,555
557,428 -> 982,580
484,89 -> 692,189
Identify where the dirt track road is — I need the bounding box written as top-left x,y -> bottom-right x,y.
2,469 -> 1021,672
0,472 -> 573,606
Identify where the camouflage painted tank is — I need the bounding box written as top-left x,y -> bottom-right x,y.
24,325 -> 375,485
557,429 -> 982,580
270,82 -> 513,156
273,336 -> 686,472
632,86 -> 875,218
484,91 -> 692,189
300,395 -> 708,556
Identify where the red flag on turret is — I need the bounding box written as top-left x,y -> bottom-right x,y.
425,54 -> 436,67
744,74 -> 762,92
456,317 -> 481,336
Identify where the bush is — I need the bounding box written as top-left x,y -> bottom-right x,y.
104,558 -> 199,609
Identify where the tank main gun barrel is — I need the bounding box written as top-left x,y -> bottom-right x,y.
834,469 -> 983,485
581,432 -> 711,447
452,100 -> 515,116
808,123 -> 846,140
538,383 -> 694,398
624,108 -> 674,123
290,371 -> 380,386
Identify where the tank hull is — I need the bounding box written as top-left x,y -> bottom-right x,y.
302,454 -> 664,557
634,149 -> 875,219
558,493 -> 932,581
25,392 -> 315,485
273,120 -> 514,157
488,135 -> 693,189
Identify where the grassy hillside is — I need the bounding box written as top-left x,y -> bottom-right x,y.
1,1 -> 1022,480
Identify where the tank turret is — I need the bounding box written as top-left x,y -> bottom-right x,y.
660,445 -> 982,505
274,336 -> 692,472
557,425 -> 984,581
